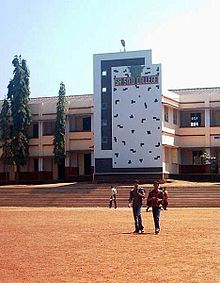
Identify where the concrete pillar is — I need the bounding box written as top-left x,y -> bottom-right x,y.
9,164 -> 15,181
205,95 -> 211,148
65,153 -> 70,167
91,151 -> 94,167
66,114 -> 70,133
53,163 -> 58,180
78,153 -> 84,175
38,157 -> 43,171
91,113 -> 94,131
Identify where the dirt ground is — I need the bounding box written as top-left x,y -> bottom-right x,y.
0,207 -> 219,283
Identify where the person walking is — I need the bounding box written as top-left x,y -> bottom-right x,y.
128,180 -> 146,233
147,180 -> 164,234
109,186 -> 117,208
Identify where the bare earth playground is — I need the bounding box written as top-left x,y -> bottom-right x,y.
0,182 -> 220,283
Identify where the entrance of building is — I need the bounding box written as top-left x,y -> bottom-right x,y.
84,153 -> 91,175
58,158 -> 65,180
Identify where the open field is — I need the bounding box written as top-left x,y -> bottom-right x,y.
0,208 -> 219,283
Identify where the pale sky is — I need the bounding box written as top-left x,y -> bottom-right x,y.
0,0 -> 219,99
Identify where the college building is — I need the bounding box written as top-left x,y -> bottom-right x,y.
0,49 -> 220,183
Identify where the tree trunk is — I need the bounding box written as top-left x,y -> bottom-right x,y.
3,162 -> 8,184
16,164 -> 20,184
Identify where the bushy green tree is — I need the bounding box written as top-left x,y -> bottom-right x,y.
7,55 -> 32,177
0,98 -> 14,171
53,82 -> 66,166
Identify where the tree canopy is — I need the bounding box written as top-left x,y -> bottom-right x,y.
7,55 -> 31,171
53,82 -> 66,165
0,98 -> 13,165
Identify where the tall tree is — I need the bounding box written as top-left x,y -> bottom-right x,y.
53,82 -> 66,178
7,55 -> 32,178
0,98 -> 14,176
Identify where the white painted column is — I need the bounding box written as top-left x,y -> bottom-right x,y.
205,109 -> 210,127
91,151 -> 94,167
91,113 -> 94,132
39,121 -> 43,137
65,108 -> 70,178
205,95 -> 211,148
65,114 -> 70,152
39,102 -> 43,160
65,153 -> 70,167
38,157 -> 43,171
66,114 -> 70,133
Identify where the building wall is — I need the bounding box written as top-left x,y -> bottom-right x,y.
164,88 -> 220,175
94,50 -> 163,177
0,95 -> 94,182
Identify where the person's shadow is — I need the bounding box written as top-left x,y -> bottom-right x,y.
120,232 -> 154,236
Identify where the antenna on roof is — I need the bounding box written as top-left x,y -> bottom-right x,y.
120,39 -> 126,52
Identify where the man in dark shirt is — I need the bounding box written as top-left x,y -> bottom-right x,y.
128,180 -> 146,233
147,180 -> 164,234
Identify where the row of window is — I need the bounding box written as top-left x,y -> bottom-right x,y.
164,107 -> 220,127
29,116 -> 91,138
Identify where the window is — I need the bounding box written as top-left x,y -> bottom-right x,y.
33,158 -> 39,171
102,119 -> 107,127
211,110 -> 220,126
190,113 -> 201,127
102,136 -> 108,144
43,121 -> 55,136
28,123 -> 39,138
33,123 -> 39,138
164,106 -> 169,122
69,115 -> 91,132
173,109 -> 178,125
192,151 -> 203,164
180,111 -> 204,127
83,117 -> 91,131
102,103 -> 107,110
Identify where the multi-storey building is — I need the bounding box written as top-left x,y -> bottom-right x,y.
162,87 -> 220,178
0,95 -> 94,182
0,49 -> 220,183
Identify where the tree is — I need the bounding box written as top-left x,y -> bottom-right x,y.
201,151 -> 217,175
53,82 -> 66,179
0,98 -> 14,179
7,55 -> 32,180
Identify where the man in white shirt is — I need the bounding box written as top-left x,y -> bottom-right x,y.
109,186 -> 117,208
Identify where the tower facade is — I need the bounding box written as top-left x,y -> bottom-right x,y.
93,50 -> 162,181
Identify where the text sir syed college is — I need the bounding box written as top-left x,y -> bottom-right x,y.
114,74 -> 159,87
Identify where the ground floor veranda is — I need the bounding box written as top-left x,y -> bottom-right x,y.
163,146 -> 220,175
0,150 -> 94,183
1,147 -> 220,183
